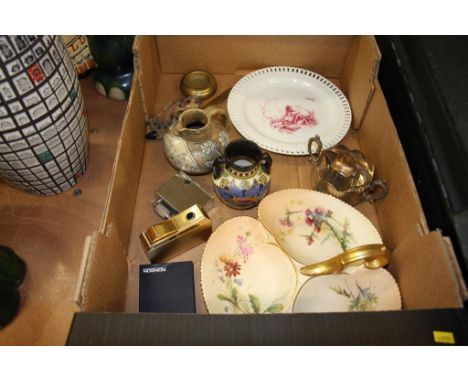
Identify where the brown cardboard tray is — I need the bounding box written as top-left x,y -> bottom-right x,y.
73,36 -> 467,337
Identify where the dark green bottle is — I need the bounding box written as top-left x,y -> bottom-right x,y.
0,245 -> 26,287
0,246 -> 26,328
0,282 -> 20,328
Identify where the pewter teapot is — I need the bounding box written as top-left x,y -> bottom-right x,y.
308,135 -> 388,206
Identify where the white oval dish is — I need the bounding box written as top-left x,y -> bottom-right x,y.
228,66 -> 352,155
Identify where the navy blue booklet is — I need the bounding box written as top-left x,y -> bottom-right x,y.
139,262 -> 196,313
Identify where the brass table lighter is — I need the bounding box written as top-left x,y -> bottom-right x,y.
141,205 -> 212,263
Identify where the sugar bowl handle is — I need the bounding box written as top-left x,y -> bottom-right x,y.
362,180 -> 389,202
308,135 -> 322,164
207,107 -> 228,128
213,156 -> 226,180
261,152 -> 272,174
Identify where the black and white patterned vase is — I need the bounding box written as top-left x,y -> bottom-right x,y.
0,35 -> 89,196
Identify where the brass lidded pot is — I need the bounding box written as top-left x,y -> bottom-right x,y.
180,70 -> 217,100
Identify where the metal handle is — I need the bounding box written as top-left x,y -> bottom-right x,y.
308,135 -> 322,164
207,107 -> 227,127
261,152 -> 272,174
362,180 -> 389,202
352,167 -> 373,189
213,156 -> 226,179
300,244 -> 391,277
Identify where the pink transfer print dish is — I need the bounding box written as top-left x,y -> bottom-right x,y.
228,66 -> 352,155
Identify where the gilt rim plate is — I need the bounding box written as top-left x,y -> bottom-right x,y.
228,66 -> 352,155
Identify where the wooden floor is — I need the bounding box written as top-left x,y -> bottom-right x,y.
0,77 -> 127,345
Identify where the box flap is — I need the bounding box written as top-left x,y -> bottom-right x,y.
73,234 -> 93,307
74,231 -> 128,311
341,36 -> 381,129
443,236 -> 468,301
99,73 -> 147,242
133,36 -> 161,123
75,66 -> 147,312
389,227 -> 463,309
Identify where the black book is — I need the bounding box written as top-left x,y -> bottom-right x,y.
139,262 -> 196,313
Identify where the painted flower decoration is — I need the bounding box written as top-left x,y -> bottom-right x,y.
215,232 -> 285,314
237,235 -> 254,262
279,217 -> 294,227
219,255 -> 235,264
280,206 -> 354,250
279,209 -> 295,228
305,234 -> 315,245
223,261 -> 241,278
305,207 -> 333,233
331,282 -> 378,312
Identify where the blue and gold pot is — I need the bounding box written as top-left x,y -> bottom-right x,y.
212,139 -> 272,209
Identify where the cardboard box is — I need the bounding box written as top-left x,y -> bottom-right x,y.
72,36 -> 467,342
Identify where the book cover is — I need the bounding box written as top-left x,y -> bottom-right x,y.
139,261 -> 196,313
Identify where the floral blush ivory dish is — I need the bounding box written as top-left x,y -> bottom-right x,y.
293,268 -> 401,313
201,189 -> 401,314
227,66 -> 352,155
258,189 -> 382,265
201,216 -> 297,314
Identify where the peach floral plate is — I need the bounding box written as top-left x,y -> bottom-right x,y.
258,189 -> 382,265
201,216 -> 297,314
293,267 -> 401,313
